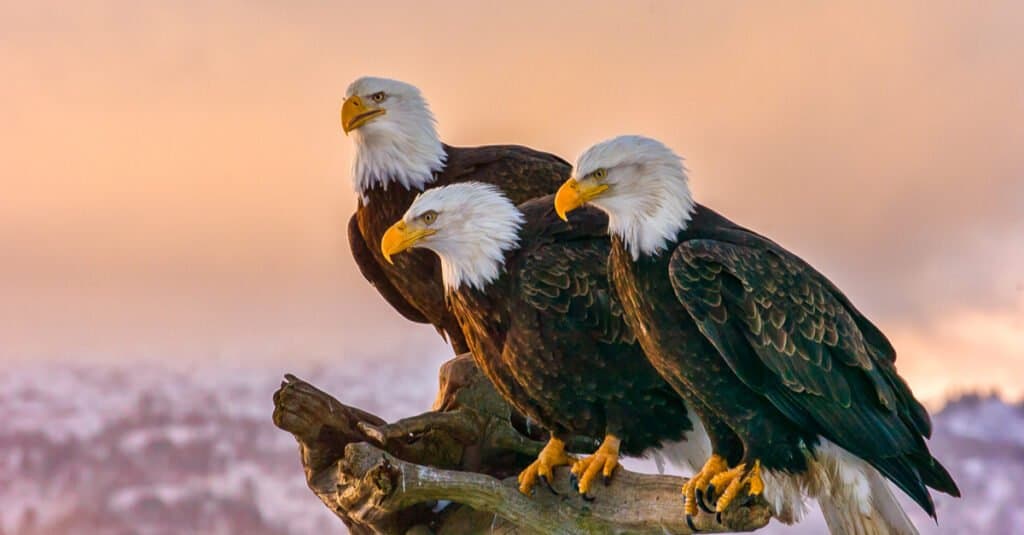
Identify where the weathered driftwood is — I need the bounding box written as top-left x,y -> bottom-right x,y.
272,354 -> 772,534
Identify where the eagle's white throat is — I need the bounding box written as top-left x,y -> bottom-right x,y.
346,77 -> 447,202
401,183 -> 524,293
575,135 -> 694,260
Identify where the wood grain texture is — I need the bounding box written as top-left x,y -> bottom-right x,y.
272,355 -> 771,534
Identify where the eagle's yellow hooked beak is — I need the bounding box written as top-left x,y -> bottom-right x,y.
380,221 -> 435,264
554,177 -> 608,221
341,95 -> 386,134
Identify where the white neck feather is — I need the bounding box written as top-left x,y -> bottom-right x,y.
606,173 -> 696,258
576,135 -> 695,260
351,112 -> 446,202
597,167 -> 694,260
434,216 -> 524,293
437,235 -> 516,294
405,183 -> 525,293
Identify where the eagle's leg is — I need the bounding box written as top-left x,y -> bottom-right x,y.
571,434 -> 622,496
681,454 -> 730,516
709,459 -> 764,513
517,436 -> 572,495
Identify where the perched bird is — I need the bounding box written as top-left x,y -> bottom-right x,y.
342,76 -> 569,353
380,182 -> 708,496
555,135 -> 959,534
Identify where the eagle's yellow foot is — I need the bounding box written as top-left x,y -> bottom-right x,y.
517,437 -> 572,496
711,459 -> 764,513
571,434 -> 621,496
681,454 -> 730,516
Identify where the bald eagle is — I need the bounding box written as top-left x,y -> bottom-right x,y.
555,136 -> 959,534
342,77 -> 569,353
380,183 -> 708,496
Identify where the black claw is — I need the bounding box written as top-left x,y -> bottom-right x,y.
538,475 -> 559,496
696,488 -> 715,514
686,515 -> 700,532
701,484 -> 717,513
569,473 -> 579,493
603,474 -> 611,486
716,512 -> 722,524
582,492 -> 595,502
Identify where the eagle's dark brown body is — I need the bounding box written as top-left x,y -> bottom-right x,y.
608,203 -> 959,515
449,197 -> 695,455
349,144 -> 570,353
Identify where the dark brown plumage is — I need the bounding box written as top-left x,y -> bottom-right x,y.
350,144 -> 570,353
608,203 -> 959,517
447,197 -> 695,462
378,183 -> 701,494
556,133 -> 958,530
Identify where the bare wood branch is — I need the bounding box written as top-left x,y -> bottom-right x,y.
272,355 -> 772,534
335,441 -> 770,534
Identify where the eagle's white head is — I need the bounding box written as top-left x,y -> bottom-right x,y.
380,182 -> 524,293
342,76 -> 447,200
554,135 -> 693,259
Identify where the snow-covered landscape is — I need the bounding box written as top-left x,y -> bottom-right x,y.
0,358 -> 1017,534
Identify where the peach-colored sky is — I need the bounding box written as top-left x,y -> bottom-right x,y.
2,1 -> 1022,402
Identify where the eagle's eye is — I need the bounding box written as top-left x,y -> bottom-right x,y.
421,210 -> 438,224
592,168 -> 607,179
370,91 -> 386,103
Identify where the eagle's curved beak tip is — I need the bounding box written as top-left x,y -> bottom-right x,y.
554,178 -> 582,221
341,95 -> 385,134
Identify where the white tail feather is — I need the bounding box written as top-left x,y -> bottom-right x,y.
868,471 -> 919,535
815,475 -> 921,532
819,466 -> 919,535
811,440 -> 919,535
761,439 -> 920,534
645,404 -> 711,474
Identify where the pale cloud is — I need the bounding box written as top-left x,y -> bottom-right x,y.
1,1 -> 1022,399
889,297 -> 1024,405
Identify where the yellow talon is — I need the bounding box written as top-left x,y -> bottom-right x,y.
517,437 -> 572,495
571,434 -> 621,495
747,460 -> 764,496
681,480 -> 696,516
712,459 -> 765,512
691,454 -> 730,493
681,454 -> 729,516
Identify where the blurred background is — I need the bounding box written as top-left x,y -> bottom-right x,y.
2,1 -> 1021,533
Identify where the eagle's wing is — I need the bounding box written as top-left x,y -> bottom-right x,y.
347,212 -> 429,324
441,144 -> 571,203
519,246 -> 634,349
667,238 -> 956,512
515,200 -> 634,347
509,203 -> 640,436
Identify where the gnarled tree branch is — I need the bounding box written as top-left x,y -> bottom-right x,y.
272,355 -> 772,534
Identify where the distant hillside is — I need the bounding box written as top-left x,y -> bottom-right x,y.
1,361 -> 1014,534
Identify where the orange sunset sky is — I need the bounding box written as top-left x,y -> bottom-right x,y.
2,1 -> 1022,403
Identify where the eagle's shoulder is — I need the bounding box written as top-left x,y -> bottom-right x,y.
439,144 -> 571,203
682,204 -> 897,363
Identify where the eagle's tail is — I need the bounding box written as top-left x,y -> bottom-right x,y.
647,406 -> 711,474
817,458 -> 919,535
811,438 -> 925,532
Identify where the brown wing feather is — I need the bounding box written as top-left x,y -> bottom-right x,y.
668,238 -> 957,511
439,144 -> 571,203
347,213 -> 429,324
352,144 -> 571,354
